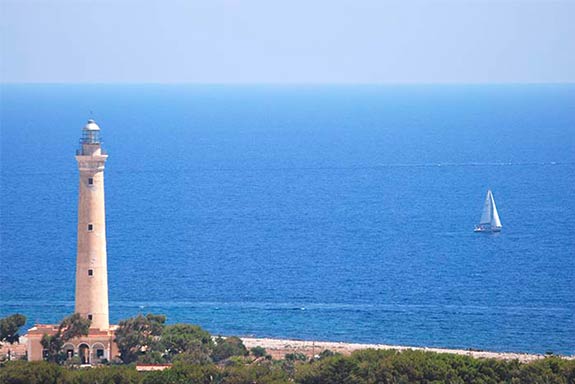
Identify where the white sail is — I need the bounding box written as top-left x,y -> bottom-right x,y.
490,192 -> 502,229
475,189 -> 502,232
479,190 -> 492,224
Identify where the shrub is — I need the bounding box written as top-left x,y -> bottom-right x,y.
250,346 -> 267,358
211,336 -> 248,363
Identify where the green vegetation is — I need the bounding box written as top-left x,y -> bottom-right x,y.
114,314 -> 167,364
212,336 -> 249,363
2,313 -> 574,383
285,352 -> 307,362
113,314 -> 248,365
250,346 -> 268,358
0,314 -> 26,346
162,323 -> 214,364
2,351 -> 575,384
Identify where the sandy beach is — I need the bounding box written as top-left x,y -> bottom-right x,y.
241,337 -> 573,363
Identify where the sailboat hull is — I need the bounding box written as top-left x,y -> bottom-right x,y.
474,223 -> 502,233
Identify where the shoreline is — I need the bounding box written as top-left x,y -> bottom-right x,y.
3,335 -> 573,364
240,337 -> 574,363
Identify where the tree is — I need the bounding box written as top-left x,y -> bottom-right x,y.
318,349 -> 336,359
40,313 -> 90,364
315,356 -> 357,384
161,323 -> 213,363
250,346 -> 267,358
0,314 -> 27,346
114,313 -> 166,364
0,360 -> 64,384
285,352 -> 308,362
211,336 -> 248,363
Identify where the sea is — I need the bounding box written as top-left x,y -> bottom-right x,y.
1,84 -> 574,355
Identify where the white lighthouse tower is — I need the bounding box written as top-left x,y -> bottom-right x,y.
74,119 -> 110,330
27,120 -> 117,364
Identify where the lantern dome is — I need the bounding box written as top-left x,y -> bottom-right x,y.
84,119 -> 100,131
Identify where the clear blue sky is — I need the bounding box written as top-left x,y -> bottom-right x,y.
2,0 -> 574,83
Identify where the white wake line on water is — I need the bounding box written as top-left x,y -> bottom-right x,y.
4,161 -> 572,176
373,161 -> 566,168
2,300 -> 571,312
114,161 -> 573,173
5,300 -> 570,313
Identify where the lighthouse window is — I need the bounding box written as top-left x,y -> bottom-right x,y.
88,314 -> 93,321
88,269 -> 93,276
88,224 -> 93,231
88,178 -> 94,185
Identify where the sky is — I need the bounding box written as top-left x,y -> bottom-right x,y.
1,0 -> 574,84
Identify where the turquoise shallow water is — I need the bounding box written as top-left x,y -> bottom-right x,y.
1,84 -> 574,354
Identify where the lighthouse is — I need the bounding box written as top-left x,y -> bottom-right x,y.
74,119 -> 109,330
26,119 -> 118,363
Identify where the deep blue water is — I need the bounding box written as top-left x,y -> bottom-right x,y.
1,84 -> 574,355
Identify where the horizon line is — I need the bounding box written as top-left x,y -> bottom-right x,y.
2,81 -> 575,86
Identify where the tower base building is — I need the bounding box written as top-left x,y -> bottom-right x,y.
26,325 -> 118,364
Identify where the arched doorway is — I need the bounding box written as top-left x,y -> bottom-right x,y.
91,342 -> 106,363
62,343 -> 75,361
78,343 -> 90,364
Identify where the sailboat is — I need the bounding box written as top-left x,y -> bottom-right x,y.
474,190 -> 502,232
